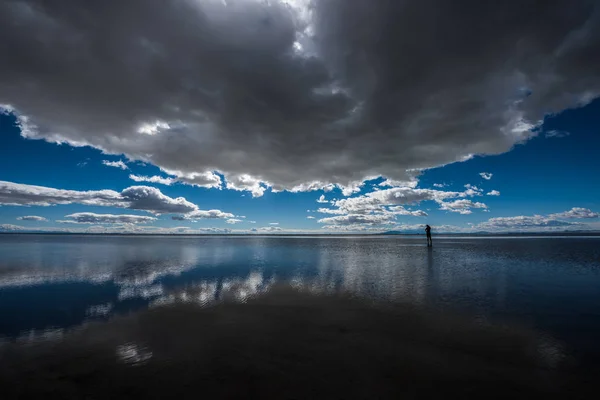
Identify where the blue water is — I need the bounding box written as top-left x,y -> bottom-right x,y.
1,234 -> 600,362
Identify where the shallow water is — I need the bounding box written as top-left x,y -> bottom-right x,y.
1,234 -> 600,365
1,289 -> 573,399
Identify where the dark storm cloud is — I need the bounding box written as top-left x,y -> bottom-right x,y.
1,0 -> 599,194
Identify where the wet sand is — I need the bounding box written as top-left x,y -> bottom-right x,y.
0,288 -> 590,399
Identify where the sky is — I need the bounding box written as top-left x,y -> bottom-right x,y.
1,0 -> 599,234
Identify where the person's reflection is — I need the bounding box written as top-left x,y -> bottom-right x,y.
427,247 -> 433,272
425,224 -> 433,247
426,246 -> 435,305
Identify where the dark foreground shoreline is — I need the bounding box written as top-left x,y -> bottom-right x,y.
0,288 -> 594,399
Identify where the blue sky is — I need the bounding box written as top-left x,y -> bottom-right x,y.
1,0 -> 599,234
1,99 -> 599,234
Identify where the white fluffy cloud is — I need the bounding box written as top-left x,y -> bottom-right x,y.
317,207 -> 346,215
129,170 -> 221,188
479,172 -> 493,180
331,187 -> 461,215
462,184 -> 484,197
473,208 -> 600,231
338,183 -> 363,197
102,160 -> 128,170
0,180 -> 233,216
307,216 -> 315,219
4,206 -> 599,234
388,224 -> 467,234
0,224 -> 235,234
316,194 -> 328,203
315,183 -> 485,229
129,175 -> 176,186
2,0 -> 598,196
318,213 -> 396,226
159,168 -> 222,189
438,199 -> 488,215
545,130 -> 570,138
60,212 -> 156,224
16,215 -> 47,222
477,215 -> 578,230
226,218 -> 243,224
225,175 -> 266,198
283,182 -> 336,193
487,190 -> 501,196
318,224 -> 390,232
379,179 -> 419,188
172,209 -> 235,221
549,207 -> 599,219
0,224 -> 25,231
251,226 -> 283,233
388,206 -> 428,217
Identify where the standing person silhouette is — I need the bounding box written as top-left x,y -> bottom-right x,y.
425,224 -> 432,247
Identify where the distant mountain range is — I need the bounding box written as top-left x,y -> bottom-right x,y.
379,230 -> 600,236
2,230 -> 600,237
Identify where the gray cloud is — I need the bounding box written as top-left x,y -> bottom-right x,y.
119,186 -> 198,214
0,180 -> 229,215
60,212 -> 156,224
1,0 -> 598,195
1,180 -> 123,207
16,215 -> 47,221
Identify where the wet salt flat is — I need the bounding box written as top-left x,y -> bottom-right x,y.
1,234 -> 600,365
